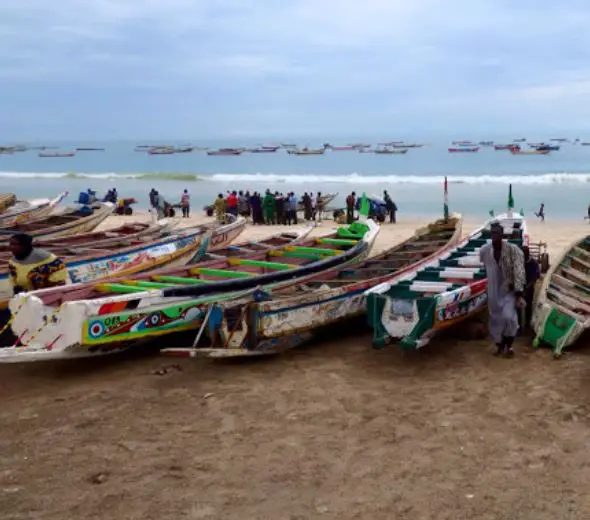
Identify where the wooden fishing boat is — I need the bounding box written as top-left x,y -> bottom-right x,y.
532,235 -> 590,357
510,148 -> 550,155
38,152 -> 76,157
0,193 -> 16,214
373,148 -> 408,154
0,192 -> 67,229
494,144 -> 515,150
207,149 -> 242,156
0,203 -> 112,242
0,216 -> 245,311
3,221 -> 376,361
162,216 -> 462,358
0,219 -> 177,257
448,147 -> 479,153
297,193 -> 337,212
287,147 -> 326,155
367,211 -> 528,350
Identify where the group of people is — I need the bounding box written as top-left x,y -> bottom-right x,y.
148,188 -> 191,219
212,190 -> 326,225
344,190 -> 398,224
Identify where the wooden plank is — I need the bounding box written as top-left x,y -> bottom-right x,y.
561,266 -> 590,286
547,287 -> 590,314
552,273 -> 590,297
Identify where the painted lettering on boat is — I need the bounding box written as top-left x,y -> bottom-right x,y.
69,235 -> 198,283
435,291 -> 487,326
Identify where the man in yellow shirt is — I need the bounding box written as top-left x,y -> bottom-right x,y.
8,233 -> 69,295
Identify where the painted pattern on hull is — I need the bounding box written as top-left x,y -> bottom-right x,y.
83,302 -> 205,345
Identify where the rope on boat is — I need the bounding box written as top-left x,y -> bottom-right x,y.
18,307 -> 62,350
0,300 -> 25,337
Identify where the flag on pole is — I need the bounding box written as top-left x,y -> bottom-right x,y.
508,183 -> 514,210
443,176 -> 449,221
359,193 -> 370,221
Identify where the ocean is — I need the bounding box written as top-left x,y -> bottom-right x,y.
1,139 -> 589,220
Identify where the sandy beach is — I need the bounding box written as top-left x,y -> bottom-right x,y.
1,212 -> 590,519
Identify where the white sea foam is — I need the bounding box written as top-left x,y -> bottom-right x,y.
1,171 -> 590,185
208,172 -> 590,185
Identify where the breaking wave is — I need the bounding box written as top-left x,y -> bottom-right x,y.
0,171 -> 202,181
2,171 -> 590,185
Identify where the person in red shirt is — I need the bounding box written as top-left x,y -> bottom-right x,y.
226,190 -> 238,216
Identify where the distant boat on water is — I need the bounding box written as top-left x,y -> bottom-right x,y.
448,147 -> 479,153
328,144 -> 356,151
513,138 -> 526,142
76,147 -> 105,151
287,146 -> 327,155
478,141 -> 494,146
531,144 -> 560,151
550,138 -> 568,142
207,149 -> 242,156
494,144 -> 515,150
373,148 -> 408,154
39,151 -> 76,158
510,147 -> 550,155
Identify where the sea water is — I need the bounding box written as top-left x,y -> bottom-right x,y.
1,139 -> 590,220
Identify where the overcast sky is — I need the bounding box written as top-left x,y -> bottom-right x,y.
1,0 -> 590,140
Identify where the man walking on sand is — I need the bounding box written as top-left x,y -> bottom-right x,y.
480,222 -> 526,357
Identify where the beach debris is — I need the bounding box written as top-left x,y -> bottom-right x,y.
88,471 -> 109,485
150,364 -> 182,376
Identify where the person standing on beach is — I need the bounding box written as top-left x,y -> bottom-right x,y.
480,223 -> 526,357
180,189 -> 190,218
383,190 -> 397,223
250,192 -> 262,224
534,203 -> 545,222
149,188 -> 157,208
226,190 -> 238,216
316,192 -> 324,222
522,246 -> 540,330
263,190 -> 275,224
213,193 -> 225,222
287,192 -> 298,225
302,193 -> 312,221
346,192 -> 356,224
238,190 -> 249,219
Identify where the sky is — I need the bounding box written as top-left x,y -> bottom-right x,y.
1,0 -> 590,140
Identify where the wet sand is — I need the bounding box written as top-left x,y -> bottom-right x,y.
1,213 -> 590,519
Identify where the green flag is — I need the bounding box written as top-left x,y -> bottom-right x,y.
359,193 -> 370,220
508,184 -> 514,210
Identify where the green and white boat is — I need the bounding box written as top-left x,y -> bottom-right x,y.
532,235 -> 590,358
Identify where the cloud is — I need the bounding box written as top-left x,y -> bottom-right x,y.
1,0 -> 590,138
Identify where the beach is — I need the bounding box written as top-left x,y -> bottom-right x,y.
1,213 -> 590,519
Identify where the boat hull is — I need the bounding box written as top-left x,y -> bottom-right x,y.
532,235 -> 590,357
0,192 -> 67,229
368,212 -> 529,349
0,217 -> 245,308
170,218 -> 462,357
3,220 -> 373,360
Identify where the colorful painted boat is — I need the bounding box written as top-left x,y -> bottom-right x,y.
532,235 -> 590,358
0,216 -> 245,310
3,220 -> 376,361
0,219 -> 178,258
367,210 -> 528,350
0,192 -> 68,229
162,216 -> 462,358
0,203 -> 112,242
